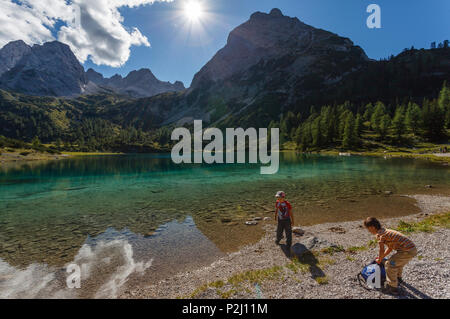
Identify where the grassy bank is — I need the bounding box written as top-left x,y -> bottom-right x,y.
282,140 -> 450,164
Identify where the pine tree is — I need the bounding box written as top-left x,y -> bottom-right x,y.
438,83 -> 450,105
320,106 -> 337,144
363,103 -> 374,122
342,113 -> 356,149
406,102 -> 421,135
392,107 -> 406,140
338,109 -> 351,139
354,114 -> 363,138
421,99 -> 445,140
371,102 -> 386,134
311,116 -> 323,148
379,114 -> 391,140
438,82 -> 450,114
298,122 -> 313,151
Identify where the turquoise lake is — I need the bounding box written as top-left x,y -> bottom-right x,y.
0,153 -> 448,297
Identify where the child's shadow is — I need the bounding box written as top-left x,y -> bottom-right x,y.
281,243 -> 326,279
397,281 -> 433,299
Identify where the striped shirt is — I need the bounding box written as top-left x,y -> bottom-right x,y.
376,228 -> 416,251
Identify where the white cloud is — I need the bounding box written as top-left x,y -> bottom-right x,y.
0,1 -> 55,47
0,0 -> 172,67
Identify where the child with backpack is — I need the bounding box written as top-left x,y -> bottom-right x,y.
274,191 -> 294,248
364,217 -> 418,295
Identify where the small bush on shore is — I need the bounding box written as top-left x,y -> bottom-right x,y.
321,245 -> 345,255
347,246 -> 368,254
396,212 -> 450,233
227,266 -> 283,286
315,276 -> 329,285
286,257 -> 310,274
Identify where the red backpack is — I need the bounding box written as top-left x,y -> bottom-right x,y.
276,200 -> 291,220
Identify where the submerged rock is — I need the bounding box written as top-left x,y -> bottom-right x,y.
245,221 -> 258,226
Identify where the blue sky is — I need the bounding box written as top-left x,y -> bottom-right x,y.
77,0 -> 449,87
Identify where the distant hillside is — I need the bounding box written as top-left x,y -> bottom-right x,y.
0,89 -> 181,152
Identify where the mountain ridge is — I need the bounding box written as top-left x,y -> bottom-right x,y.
0,41 -> 185,98
86,67 -> 185,98
0,41 -> 87,97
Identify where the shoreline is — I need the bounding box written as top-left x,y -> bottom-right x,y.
121,194 -> 450,299
317,150 -> 450,164
0,149 -> 449,169
0,149 -> 71,164
0,149 -> 124,165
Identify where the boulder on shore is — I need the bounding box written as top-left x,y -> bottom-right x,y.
292,227 -> 305,236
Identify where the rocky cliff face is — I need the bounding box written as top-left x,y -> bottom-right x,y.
0,41 -> 87,97
0,40 -> 32,76
191,8 -> 368,89
87,68 -> 185,98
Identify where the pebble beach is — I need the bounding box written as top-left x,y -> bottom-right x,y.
121,194 -> 450,299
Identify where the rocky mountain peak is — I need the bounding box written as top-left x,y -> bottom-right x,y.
190,9 -> 368,89
0,40 -> 87,96
269,8 -> 283,17
125,68 -> 158,84
190,9 -> 317,88
0,40 -> 32,75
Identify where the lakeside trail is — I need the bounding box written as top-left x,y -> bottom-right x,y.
121,194 -> 450,299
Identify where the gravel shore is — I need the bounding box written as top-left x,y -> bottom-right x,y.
121,194 -> 450,299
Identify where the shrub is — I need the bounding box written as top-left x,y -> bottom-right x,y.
396,213 -> 449,233
315,276 -> 329,285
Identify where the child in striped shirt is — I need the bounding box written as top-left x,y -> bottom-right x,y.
364,217 -> 418,295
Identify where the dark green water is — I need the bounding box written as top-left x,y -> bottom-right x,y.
0,153 -> 448,298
